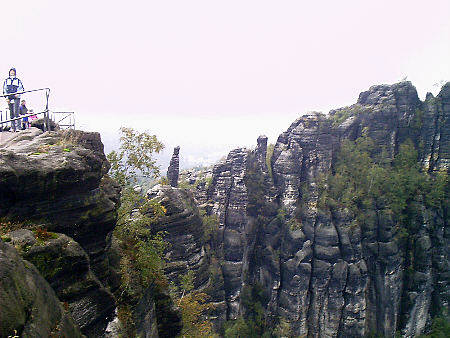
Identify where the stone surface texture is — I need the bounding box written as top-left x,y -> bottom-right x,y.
0,129 -> 120,285
0,240 -> 83,337
0,128 -> 119,337
177,82 -> 449,337
7,229 -> 115,337
167,146 -> 180,187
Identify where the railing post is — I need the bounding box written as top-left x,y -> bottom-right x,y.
45,111 -> 49,131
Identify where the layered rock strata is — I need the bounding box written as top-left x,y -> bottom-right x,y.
0,240 -> 83,337
7,229 -> 115,337
0,128 -> 120,285
191,82 -> 449,337
167,146 -> 180,187
0,128 -> 120,336
147,185 -> 210,293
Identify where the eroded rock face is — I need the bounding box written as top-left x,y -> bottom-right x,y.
0,241 -> 83,338
0,128 -> 120,285
179,166 -> 213,205
0,128 -> 121,337
197,82 -> 449,337
147,185 -> 210,293
207,148 -> 250,319
420,83 -> 450,172
7,229 -> 115,337
167,146 -> 180,187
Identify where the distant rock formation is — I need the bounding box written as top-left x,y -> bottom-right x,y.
167,146 -> 180,187
0,81 -> 448,337
177,81 -> 449,337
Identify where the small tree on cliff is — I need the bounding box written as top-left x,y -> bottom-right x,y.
174,270 -> 214,337
108,128 -> 215,337
108,126 -> 164,186
107,127 -> 168,336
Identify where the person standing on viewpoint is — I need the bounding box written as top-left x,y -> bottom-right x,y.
3,68 -> 24,132
19,99 -> 29,130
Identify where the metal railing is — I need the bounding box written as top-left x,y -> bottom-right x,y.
0,88 -> 55,131
0,87 -> 50,109
51,111 -> 75,129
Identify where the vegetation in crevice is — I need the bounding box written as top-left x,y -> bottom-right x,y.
170,270 -> 215,338
199,209 -> 219,243
329,104 -> 369,127
318,136 -> 447,234
224,284 -> 268,338
266,143 -> 275,180
316,135 -> 448,334
418,316 -> 450,338
107,127 -> 172,336
223,283 -> 293,338
244,152 -> 278,219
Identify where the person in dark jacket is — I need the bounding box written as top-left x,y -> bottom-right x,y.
19,99 -> 29,130
3,68 -> 24,132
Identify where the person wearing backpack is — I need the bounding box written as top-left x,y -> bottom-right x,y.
3,68 -> 24,132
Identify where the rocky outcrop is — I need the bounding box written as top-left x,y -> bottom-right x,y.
271,111 -> 369,337
0,128 -> 120,336
0,81 -> 446,337
420,83 -> 450,172
179,166 -> 213,204
0,128 -> 120,285
0,240 -> 83,337
195,81 -> 449,337
6,229 -> 115,337
147,184 -> 210,293
167,146 -> 180,187
206,148 -> 250,319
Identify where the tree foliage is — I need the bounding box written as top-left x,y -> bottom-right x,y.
173,271 -> 214,338
320,136 -> 448,236
115,188 -> 167,296
224,284 -> 277,338
266,143 -> 275,180
107,127 -> 168,335
107,127 -> 164,186
418,316 -> 450,338
178,291 -> 214,338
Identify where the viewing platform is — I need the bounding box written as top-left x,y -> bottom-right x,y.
0,87 -> 75,132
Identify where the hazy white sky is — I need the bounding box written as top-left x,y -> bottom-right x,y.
1,0 -> 449,168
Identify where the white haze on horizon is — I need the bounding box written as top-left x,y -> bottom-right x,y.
1,0 -> 449,170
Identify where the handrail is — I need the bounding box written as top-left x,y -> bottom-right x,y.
52,112 -> 74,125
1,87 -> 51,130
0,87 -> 51,99
0,111 -> 45,125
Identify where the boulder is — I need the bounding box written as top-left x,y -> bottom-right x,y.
7,229 -> 115,337
0,240 -> 83,337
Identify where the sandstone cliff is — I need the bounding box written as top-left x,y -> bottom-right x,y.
0,81 -> 448,338
0,128 -> 120,336
179,81 -> 449,337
